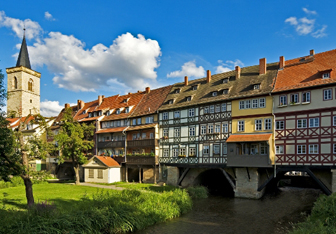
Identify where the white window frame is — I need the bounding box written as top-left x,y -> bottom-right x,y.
203,145 -> 209,155
162,112 -> 168,120
208,124 -> 214,134
309,118 -> 319,128
209,105 -> 215,113
334,144 -> 336,154
189,147 -> 196,156
309,145 -> 318,154
290,94 -> 299,104
189,108 -> 195,117
280,95 -> 287,106
212,91 -> 217,97
215,105 -> 220,113
323,72 -> 330,79
333,116 -> 336,126
137,118 -> 141,125
264,118 -> 272,130
189,126 -> 195,136
239,101 -> 245,110
324,89 -> 332,100
204,107 -> 209,114
245,100 -> 251,109
276,145 -> 284,154
222,123 -> 228,133
174,111 -> 180,119
221,103 -> 227,112
215,124 -> 221,133
275,121 -> 284,130
255,119 -> 262,131
201,125 -> 206,135
174,128 -> 180,137
238,120 -> 245,132
302,92 -> 311,103
173,148 -> 179,157
297,119 -> 307,128
163,149 -> 169,157
213,145 -> 220,155
259,98 -> 266,108
252,99 -> 258,108
163,129 -> 169,137
297,145 -> 306,154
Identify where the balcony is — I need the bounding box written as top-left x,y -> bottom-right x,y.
227,154 -> 271,167
97,141 -> 125,148
113,155 -> 158,165
127,139 -> 158,148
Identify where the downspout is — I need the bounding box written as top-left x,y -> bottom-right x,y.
271,94 -> 276,178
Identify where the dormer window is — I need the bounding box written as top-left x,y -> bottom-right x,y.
88,113 -> 92,118
168,99 -> 174,105
116,109 -> 121,114
223,78 -> 229,83
82,110 -> 86,115
106,110 -> 110,116
123,98 -> 130,103
192,85 -> 198,90
98,111 -> 102,116
125,107 -> 129,113
175,89 -> 180,94
254,84 -> 260,90
223,89 -> 229,95
212,91 -> 217,97
323,73 -> 330,79
186,96 -> 192,102
93,112 -> 97,117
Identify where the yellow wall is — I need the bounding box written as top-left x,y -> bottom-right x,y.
231,96 -> 273,117
232,116 -> 273,134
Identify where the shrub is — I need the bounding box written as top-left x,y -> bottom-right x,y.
186,186 -> 208,199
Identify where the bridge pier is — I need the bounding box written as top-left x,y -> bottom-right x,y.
234,168 -> 265,199
166,166 -> 179,185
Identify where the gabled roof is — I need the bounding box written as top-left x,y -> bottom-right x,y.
273,49 -> 336,93
226,133 -> 272,143
159,63 -> 277,111
83,156 -> 120,168
74,100 -> 99,121
95,95 -> 119,111
96,126 -> 127,134
16,35 -> 31,69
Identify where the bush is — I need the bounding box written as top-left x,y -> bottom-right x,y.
186,186 -> 208,199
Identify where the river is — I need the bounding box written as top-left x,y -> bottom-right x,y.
136,187 -> 322,234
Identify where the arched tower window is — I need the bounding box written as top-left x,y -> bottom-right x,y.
13,77 -> 18,89
28,79 -> 33,91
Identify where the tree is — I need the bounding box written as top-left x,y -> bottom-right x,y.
55,108 -> 95,184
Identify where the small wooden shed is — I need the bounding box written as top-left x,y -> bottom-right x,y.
83,156 -> 121,183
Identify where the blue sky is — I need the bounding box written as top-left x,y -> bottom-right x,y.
0,0 -> 334,116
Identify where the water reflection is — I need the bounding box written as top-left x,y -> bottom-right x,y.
136,187 -> 322,234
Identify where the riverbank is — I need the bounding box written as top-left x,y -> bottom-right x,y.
0,183 -> 200,233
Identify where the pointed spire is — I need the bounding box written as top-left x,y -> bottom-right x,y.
16,28 -> 31,69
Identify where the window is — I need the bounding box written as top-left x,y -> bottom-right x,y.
223,89 -> 229,95
189,108 -> 195,117
208,125 -> 214,134
324,89 -> 332,100
254,84 -> 260,90
260,143 -> 267,155
209,105 -> 215,113
297,119 -> 307,128
238,120 -> 245,132
203,145 -> 209,155
150,133 -> 154,139
132,119 -> 136,125
168,99 -> 174,104
334,116 -> 336,126
163,112 -> 168,120
251,144 -> 258,155
174,111 -> 180,118
189,147 -> 196,156
88,113 -> 92,118
215,124 -> 220,133
297,145 -> 306,154
323,73 -> 330,79
146,116 -> 154,124
189,126 -> 195,136
334,144 -> 336,154
255,119 -> 262,131
259,98 -> 266,108
223,144 -> 227,154
186,96 -> 192,101
222,123 -> 228,133
137,118 -> 141,125
30,99 -> 32,103
212,91 -> 217,97
221,103 -> 227,111
280,95 -> 287,106
98,169 -> 103,179
173,148 -> 179,157
132,134 -> 137,140
89,169 -> 94,178
223,78 -> 229,83
175,89 -> 180,94
163,149 -> 169,157
116,120 -> 121,127
245,100 -> 251,109
163,129 -> 168,137
214,145 -> 220,155
116,109 -> 120,114
309,145 -> 318,154
179,148 -> 186,156
125,107 -> 129,113
252,99 -> 258,108
309,118 -> 319,128
142,133 -> 146,139
215,105 -> 220,113
290,94 -> 299,104
276,145 -> 284,154
302,92 -> 311,103
264,118 -> 272,130
14,77 -> 18,89
192,85 -> 198,90
98,111 -> 102,116
201,125 -> 206,135
239,101 -> 245,109
204,107 -> 209,114
275,121 -> 284,130
28,79 -> 33,91
174,128 -> 180,137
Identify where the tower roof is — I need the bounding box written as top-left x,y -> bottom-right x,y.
16,34 -> 31,69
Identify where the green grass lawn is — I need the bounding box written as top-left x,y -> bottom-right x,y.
90,181 -> 179,192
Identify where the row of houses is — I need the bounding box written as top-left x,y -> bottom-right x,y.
49,48 -> 336,186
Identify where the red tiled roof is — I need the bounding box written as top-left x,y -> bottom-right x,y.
74,100 -> 99,121
95,95 -> 119,111
226,134 -> 272,143
274,49 -> 336,92
7,116 -> 35,129
96,126 -> 127,134
95,156 -> 120,167
127,123 -> 157,131
78,116 -> 101,122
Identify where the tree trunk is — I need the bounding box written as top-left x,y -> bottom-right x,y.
73,164 -> 80,185
21,175 -> 34,207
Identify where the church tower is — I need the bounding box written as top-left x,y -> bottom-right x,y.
6,31 -> 41,117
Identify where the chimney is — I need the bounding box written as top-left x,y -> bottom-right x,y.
206,70 -> 211,83
102,95 -> 105,99
65,103 -> 70,109
184,76 -> 188,86
77,100 -> 85,109
279,56 -> 285,69
259,58 -> 266,75
145,87 -> 150,93
235,66 -> 241,79
310,49 -> 315,56
98,95 -> 103,106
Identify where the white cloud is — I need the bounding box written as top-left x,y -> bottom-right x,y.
302,7 -> 317,15
0,11 -> 42,40
28,32 -> 161,92
40,100 -> 76,116
44,12 -> 55,21
284,8 -> 327,38
167,61 -> 205,78
216,59 -> 244,74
